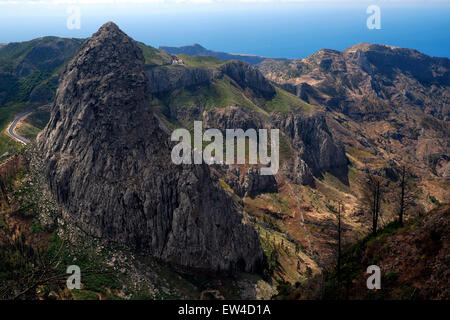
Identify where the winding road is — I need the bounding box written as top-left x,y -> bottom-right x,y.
6,111 -> 32,145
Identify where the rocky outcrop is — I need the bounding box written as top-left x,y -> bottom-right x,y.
203,105 -> 347,186
146,58 -> 276,101
273,111 -> 348,183
167,104 -> 203,124
203,106 -> 278,197
282,157 -> 314,186
222,166 -> 277,198
219,61 -> 276,99
37,22 -> 263,272
281,82 -> 327,106
146,64 -> 219,94
203,105 -> 265,132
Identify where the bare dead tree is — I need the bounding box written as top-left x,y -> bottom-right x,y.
0,174 -> 9,205
396,165 -> 416,226
362,173 -> 384,235
337,201 -> 342,286
399,166 -> 406,225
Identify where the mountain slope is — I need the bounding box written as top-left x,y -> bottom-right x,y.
258,43 -> 449,205
1,30 -> 448,299
257,43 -> 449,120
324,205 -> 449,300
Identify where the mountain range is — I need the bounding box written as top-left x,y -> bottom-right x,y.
0,22 -> 448,300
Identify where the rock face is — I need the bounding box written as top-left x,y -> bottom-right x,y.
146,65 -> 218,94
146,59 -> 275,100
219,61 -> 276,99
37,22 -> 263,272
202,105 -> 348,187
203,106 -> 278,197
221,166 -> 278,198
203,105 -> 264,132
273,112 -> 348,183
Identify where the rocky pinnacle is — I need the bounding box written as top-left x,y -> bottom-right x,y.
37,22 -> 264,272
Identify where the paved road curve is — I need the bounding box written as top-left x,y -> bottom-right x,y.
7,111 -> 32,145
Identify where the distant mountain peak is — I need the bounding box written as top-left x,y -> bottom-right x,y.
92,21 -> 127,41
344,42 -> 399,51
97,21 -> 121,33
159,43 -> 267,65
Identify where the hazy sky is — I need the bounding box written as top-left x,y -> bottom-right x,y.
1,0 -> 449,58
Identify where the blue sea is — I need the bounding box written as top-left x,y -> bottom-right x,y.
1,1 -> 449,59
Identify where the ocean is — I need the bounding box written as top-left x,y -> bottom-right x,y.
1,2 -> 449,59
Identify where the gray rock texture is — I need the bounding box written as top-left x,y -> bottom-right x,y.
219,61 -> 276,99
273,112 -> 348,183
146,65 -> 219,94
37,22 -> 263,272
203,105 -> 264,132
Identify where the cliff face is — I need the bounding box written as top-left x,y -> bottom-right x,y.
146,65 -> 218,94
258,43 -> 449,193
202,105 -> 348,187
273,112 -> 348,179
37,22 -> 263,272
219,61 -> 276,99
146,59 -> 275,99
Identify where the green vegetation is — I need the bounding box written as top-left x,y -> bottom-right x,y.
267,193 -> 290,215
138,42 -> 173,67
15,124 -> 40,141
278,133 -> 292,165
429,195 -> 441,206
71,290 -> 100,300
265,87 -> 312,113
0,132 -> 21,158
260,234 -> 280,279
16,110 -> 50,141
46,231 -> 121,296
177,54 -> 224,68
4,71 -> 51,104
0,37 -> 80,155
0,156 -> 123,300
159,76 -> 265,113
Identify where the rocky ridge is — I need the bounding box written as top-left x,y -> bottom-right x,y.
257,44 -> 450,120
